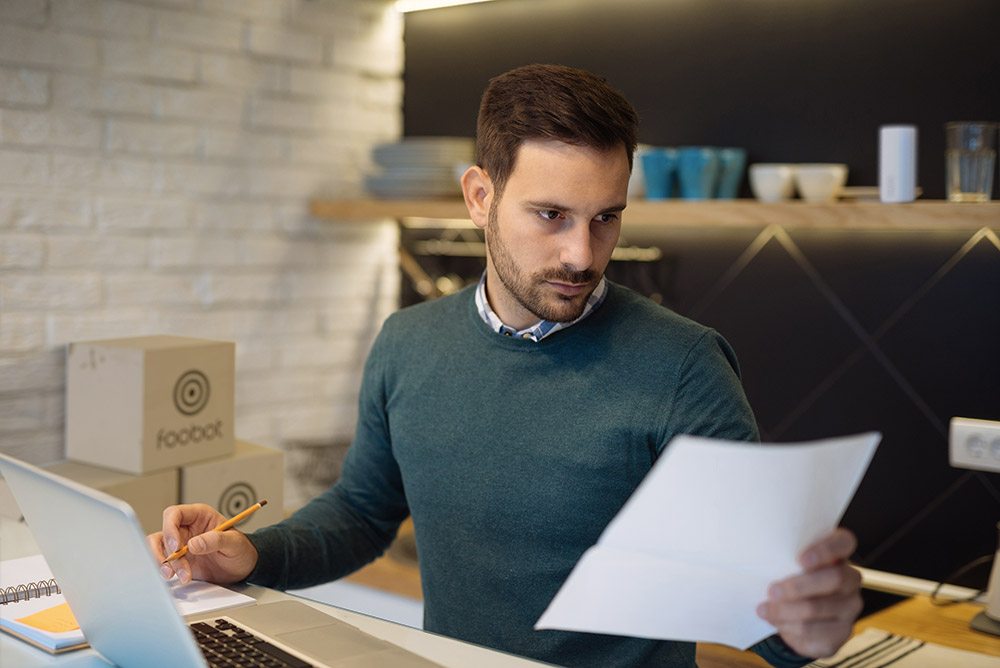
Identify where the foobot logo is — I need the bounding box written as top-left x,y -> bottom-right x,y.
156,420 -> 223,449
173,370 -> 210,416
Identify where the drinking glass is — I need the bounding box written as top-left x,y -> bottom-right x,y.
945,122 -> 997,202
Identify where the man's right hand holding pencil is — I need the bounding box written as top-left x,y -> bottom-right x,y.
148,502 -> 261,586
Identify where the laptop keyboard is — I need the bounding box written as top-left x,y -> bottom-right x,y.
190,618 -> 316,668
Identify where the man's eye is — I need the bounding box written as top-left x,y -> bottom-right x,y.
538,210 -> 562,221
595,213 -> 619,224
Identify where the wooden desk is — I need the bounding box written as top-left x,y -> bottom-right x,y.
696,596 -> 1000,667
856,597 -> 1000,656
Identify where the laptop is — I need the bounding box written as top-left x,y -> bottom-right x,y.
0,453 -> 441,668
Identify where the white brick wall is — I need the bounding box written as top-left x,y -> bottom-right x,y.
0,67 -> 49,106
0,0 -> 403,510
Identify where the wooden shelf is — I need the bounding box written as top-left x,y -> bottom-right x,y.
310,198 -> 1000,230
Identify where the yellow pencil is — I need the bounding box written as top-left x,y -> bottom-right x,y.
161,499 -> 268,564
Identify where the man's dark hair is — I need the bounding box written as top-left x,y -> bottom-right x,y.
476,63 -> 639,198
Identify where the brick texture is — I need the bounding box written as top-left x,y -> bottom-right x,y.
0,67 -> 49,107
0,0 -> 403,511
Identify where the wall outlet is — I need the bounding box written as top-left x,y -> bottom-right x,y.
950,417 -> 1000,473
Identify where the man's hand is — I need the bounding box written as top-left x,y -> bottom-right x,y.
147,503 -> 259,586
757,527 -> 863,659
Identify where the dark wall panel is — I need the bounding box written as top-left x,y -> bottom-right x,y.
404,0 -> 1000,199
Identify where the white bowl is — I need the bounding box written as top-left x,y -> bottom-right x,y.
794,163 -> 848,203
749,164 -> 796,202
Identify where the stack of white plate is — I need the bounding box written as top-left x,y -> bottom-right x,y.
365,137 -> 475,199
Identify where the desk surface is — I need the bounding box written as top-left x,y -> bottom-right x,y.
5,516 -> 1000,667
696,595 -> 1000,667
0,585 -> 550,668
0,517 -> 548,668
856,596 -> 1000,656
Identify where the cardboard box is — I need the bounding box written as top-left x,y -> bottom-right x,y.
66,335 -> 235,474
180,440 -> 283,532
41,460 -> 178,534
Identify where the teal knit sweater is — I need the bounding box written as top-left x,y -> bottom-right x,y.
248,283 -> 807,667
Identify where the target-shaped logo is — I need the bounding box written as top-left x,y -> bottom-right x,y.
173,370 -> 210,416
218,483 -> 257,524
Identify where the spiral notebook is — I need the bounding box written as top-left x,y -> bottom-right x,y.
0,553 -> 254,654
0,554 -> 84,652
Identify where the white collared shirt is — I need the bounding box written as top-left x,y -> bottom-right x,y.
474,272 -> 607,342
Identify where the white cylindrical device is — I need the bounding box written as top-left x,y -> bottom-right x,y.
879,125 -> 917,203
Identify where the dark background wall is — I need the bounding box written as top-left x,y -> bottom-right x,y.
403,0 -> 1000,199
401,0 -> 1000,592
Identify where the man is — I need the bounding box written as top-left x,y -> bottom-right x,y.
150,64 -> 863,667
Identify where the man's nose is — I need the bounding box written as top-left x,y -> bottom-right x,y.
558,222 -> 594,273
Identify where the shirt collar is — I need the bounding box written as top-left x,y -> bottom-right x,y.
474,272 -> 607,342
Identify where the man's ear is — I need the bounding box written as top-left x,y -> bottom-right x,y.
461,165 -> 493,230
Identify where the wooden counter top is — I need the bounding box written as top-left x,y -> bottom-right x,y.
856,597 -> 1000,656
310,198 -> 1000,230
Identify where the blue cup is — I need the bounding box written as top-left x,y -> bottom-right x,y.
714,148 -> 747,199
677,147 -> 721,200
640,148 -> 678,200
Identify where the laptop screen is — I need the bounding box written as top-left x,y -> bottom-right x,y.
0,453 -> 207,667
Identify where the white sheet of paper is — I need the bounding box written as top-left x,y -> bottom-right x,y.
535,432 -> 880,650
168,578 -> 254,618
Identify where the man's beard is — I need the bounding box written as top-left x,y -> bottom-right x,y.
486,202 -> 597,323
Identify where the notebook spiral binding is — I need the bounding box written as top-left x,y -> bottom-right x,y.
0,578 -> 61,605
